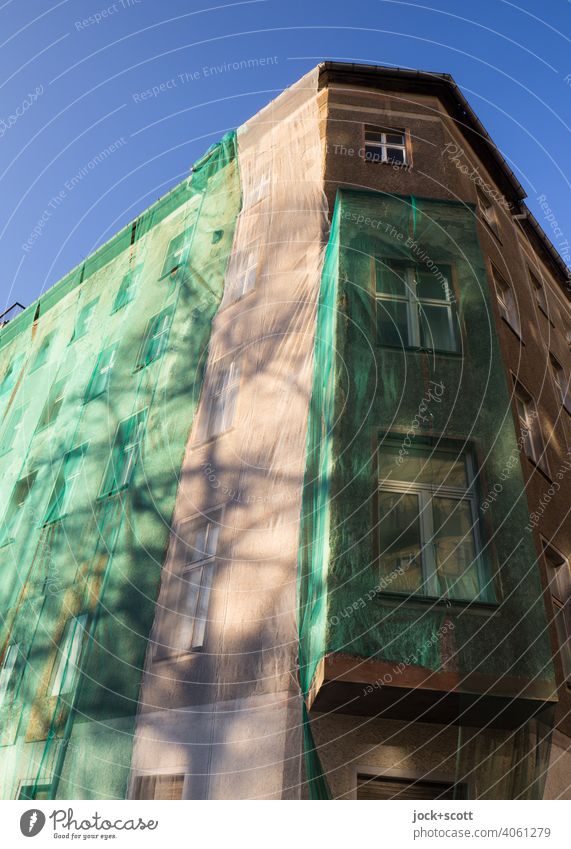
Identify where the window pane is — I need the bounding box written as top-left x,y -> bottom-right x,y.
545,547 -> 571,601
192,562 -> 215,648
0,354 -> 24,394
0,644 -> 19,707
101,411 -> 146,495
31,335 -> 53,371
554,603 -> 571,683
0,405 -> 25,453
51,615 -> 87,697
364,145 -> 383,163
376,261 -> 408,297
386,147 -> 405,164
419,304 -> 457,351
380,447 -> 468,489
385,133 -> 405,145
162,228 -> 194,276
176,569 -> 202,649
134,774 -> 184,800
432,497 -> 480,600
188,522 -> 220,564
18,784 -> 51,801
379,491 -> 423,593
73,300 -> 97,340
416,270 -> 452,301
377,300 -> 409,347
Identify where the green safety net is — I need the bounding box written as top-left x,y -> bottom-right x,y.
298,189 -> 556,799
0,132 -> 241,800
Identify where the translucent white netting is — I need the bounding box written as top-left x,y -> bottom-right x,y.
130,67 -> 330,799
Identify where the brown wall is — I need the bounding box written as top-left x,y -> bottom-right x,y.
322,80 -> 571,746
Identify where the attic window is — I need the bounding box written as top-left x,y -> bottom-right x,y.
364,126 -> 407,165
477,187 -> 499,236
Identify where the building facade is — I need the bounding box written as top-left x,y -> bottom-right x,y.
0,63 -> 569,800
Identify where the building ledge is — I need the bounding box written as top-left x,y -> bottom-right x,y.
308,652 -> 557,729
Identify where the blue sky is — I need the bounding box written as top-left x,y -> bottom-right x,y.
1,0 -> 570,309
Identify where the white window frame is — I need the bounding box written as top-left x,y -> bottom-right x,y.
0,353 -> 24,395
550,354 -> 571,415
112,265 -> 142,312
529,268 -> 549,317
375,261 -> 458,351
30,333 -> 54,372
0,643 -> 20,709
513,380 -> 549,474
86,344 -> 117,401
72,299 -> 98,342
364,126 -> 408,165
161,223 -> 197,278
175,518 -> 220,652
378,442 -> 486,600
50,613 -> 88,698
0,402 -> 26,454
137,308 -> 173,369
118,416 -> 145,490
36,378 -> 66,431
100,409 -> 147,496
197,356 -> 241,442
1,470 -> 37,545
492,266 -> 520,335
477,187 -> 499,234
232,236 -> 260,300
249,171 -> 270,206
45,444 -> 88,523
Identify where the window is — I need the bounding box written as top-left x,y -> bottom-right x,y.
0,643 -> 20,709
36,378 -> 66,431
85,343 -> 118,402
44,444 -> 87,524
513,380 -> 549,475
0,471 -> 37,546
132,774 -> 184,800
378,439 -> 490,601
231,236 -> 260,300
0,403 -> 26,454
18,784 -> 52,801
136,307 -> 173,369
0,353 -> 24,395
550,354 -> 571,415
544,543 -> 571,686
100,410 -> 146,496
168,518 -> 220,654
375,260 -> 458,352
357,773 -> 461,800
364,125 -> 407,165
529,269 -> 549,317
30,333 -> 54,372
477,186 -> 499,235
50,614 -> 88,698
70,299 -> 98,342
249,171 -> 270,205
112,266 -> 141,312
492,266 -> 520,336
196,356 -> 241,442
161,228 -> 194,277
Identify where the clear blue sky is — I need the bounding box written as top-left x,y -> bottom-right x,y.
1,0 -> 570,310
